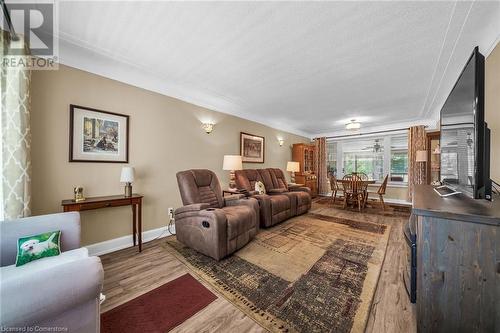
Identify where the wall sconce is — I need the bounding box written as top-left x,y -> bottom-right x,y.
278,139 -> 284,146
201,122 -> 214,134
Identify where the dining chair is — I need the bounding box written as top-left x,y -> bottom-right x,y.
330,175 -> 343,204
365,175 -> 389,210
342,174 -> 365,212
352,172 -> 369,180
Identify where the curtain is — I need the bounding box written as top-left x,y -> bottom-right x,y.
408,126 -> 426,201
1,33 -> 32,220
314,137 -> 329,195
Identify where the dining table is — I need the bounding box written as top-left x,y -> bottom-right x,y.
339,179 -> 376,186
338,179 -> 377,209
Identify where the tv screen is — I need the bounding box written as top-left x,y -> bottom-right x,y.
440,47 -> 485,198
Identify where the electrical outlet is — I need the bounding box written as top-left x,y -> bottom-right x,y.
168,207 -> 174,219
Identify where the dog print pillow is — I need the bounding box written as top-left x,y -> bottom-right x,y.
255,181 -> 266,195
16,231 -> 61,267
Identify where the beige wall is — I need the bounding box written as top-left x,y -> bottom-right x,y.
31,65 -> 309,245
485,42 -> 500,182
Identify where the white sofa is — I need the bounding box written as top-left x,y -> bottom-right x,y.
0,212 -> 104,332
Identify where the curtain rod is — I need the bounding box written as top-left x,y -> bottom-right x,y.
319,125 -> 429,140
1,0 -> 19,41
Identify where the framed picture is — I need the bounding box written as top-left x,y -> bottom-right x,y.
240,132 -> 265,163
69,104 -> 129,163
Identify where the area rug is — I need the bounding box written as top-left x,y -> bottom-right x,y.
101,273 -> 217,333
313,196 -> 411,217
164,212 -> 391,333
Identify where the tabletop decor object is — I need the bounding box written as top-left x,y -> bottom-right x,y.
286,161 -> 300,183
222,155 -> 242,189
416,150 -> 428,184
120,166 -> 135,197
74,186 -> 85,202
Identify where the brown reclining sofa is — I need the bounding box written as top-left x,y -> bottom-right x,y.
235,168 -> 311,227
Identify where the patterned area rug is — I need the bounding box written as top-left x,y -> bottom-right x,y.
164,211 -> 391,333
313,196 -> 411,217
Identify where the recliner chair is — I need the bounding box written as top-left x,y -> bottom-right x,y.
175,169 -> 259,261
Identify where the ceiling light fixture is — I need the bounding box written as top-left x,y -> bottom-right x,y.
345,120 -> 361,131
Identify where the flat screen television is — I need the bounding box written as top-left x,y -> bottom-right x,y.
440,47 -> 491,200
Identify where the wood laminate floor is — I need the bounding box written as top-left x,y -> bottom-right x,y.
100,204 -> 416,333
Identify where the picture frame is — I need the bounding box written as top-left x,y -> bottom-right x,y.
69,104 -> 129,163
240,132 -> 265,163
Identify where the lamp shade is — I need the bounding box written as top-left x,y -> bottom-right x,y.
222,155 -> 242,171
416,150 -> 428,162
286,161 -> 300,172
120,166 -> 135,183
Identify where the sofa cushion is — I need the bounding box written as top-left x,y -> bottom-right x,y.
269,195 -> 290,216
176,169 -> 224,208
235,170 -> 262,192
222,205 -> 255,240
294,191 -> 311,206
16,230 -> 62,267
257,169 -> 275,191
255,181 -> 266,194
270,168 -> 289,190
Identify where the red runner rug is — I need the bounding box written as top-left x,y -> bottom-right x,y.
101,273 -> 217,333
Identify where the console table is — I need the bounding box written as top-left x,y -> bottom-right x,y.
61,194 -> 144,252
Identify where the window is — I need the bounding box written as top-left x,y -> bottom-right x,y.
390,135 -> 408,182
327,141 -> 337,177
342,138 -> 384,181
327,133 -> 408,184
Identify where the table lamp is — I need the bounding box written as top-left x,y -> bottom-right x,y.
286,161 -> 300,184
120,166 -> 135,197
416,150 -> 428,184
223,155 -> 242,189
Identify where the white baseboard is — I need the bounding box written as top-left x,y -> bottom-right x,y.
85,224 -> 175,256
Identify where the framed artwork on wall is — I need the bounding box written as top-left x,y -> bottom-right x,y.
240,132 -> 265,163
69,104 -> 129,163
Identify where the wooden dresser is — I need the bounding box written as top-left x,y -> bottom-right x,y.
292,143 -> 318,197
411,185 -> 500,332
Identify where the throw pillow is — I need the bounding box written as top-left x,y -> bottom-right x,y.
16,230 -> 61,267
255,181 -> 266,195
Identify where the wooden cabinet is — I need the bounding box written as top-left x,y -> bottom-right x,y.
412,185 -> 500,332
292,143 -> 318,197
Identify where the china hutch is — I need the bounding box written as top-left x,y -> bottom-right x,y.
292,143 -> 318,197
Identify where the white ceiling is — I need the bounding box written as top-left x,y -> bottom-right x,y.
53,1 -> 500,138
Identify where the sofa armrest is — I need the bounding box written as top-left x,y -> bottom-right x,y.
0,256 -> 103,328
268,188 -> 287,194
174,203 -> 210,216
0,212 -> 81,267
223,194 -> 245,205
290,186 -> 311,195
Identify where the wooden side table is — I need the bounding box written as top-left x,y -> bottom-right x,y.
61,194 -> 144,252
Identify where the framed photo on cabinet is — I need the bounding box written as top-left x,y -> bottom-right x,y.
69,104 -> 129,163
